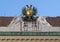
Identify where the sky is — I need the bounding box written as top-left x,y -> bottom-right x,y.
0,0 -> 60,17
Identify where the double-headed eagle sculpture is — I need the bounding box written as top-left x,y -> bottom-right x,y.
22,5 -> 37,19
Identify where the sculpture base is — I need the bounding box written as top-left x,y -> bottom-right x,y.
22,16 -> 38,21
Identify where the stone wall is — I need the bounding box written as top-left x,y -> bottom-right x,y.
0,36 -> 59,42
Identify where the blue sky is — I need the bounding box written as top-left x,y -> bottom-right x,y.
0,0 -> 60,16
